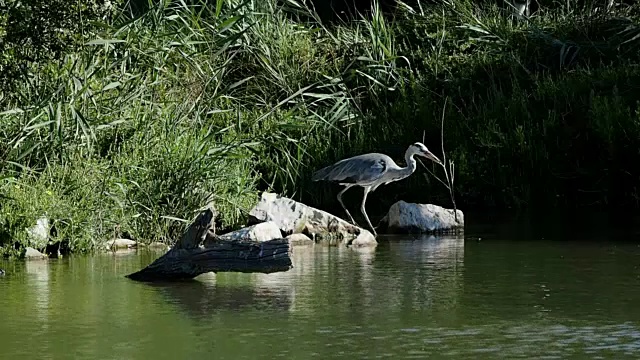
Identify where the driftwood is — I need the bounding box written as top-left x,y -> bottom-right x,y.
126,208 -> 293,282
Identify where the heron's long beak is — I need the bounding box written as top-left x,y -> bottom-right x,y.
423,151 -> 442,165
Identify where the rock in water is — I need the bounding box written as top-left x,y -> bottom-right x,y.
378,201 -> 464,234
285,233 -> 313,246
26,216 -> 50,249
106,238 -> 138,250
24,247 -> 47,259
248,192 -> 377,247
204,221 -> 283,246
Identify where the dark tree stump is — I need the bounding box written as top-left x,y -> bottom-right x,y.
125,208 -> 293,282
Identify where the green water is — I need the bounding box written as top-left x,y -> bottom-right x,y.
2,224 -> 640,359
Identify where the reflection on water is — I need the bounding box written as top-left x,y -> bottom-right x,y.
149,279 -> 292,317
251,243 -> 381,313
25,260 -> 50,325
372,235 -> 465,318
1,231 -> 640,359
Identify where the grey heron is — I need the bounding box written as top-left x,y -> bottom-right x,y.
312,142 -> 442,236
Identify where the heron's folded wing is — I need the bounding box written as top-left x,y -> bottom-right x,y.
314,155 -> 387,184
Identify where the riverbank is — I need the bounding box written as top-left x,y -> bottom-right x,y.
1,0 -> 639,256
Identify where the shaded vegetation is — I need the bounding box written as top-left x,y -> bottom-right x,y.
1,0 -> 640,256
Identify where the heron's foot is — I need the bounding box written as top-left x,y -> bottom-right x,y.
361,216 -> 377,237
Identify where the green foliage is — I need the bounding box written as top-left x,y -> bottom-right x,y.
1,0 -> 640,256
0,0 -> 369,256
0,0 -> 118,92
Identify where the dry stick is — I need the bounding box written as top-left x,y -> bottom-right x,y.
418,97 -> 459,223
440,97 -> 458,223
419,158 -> 449,189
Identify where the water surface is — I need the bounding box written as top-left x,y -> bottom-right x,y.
2,221 -> 640,359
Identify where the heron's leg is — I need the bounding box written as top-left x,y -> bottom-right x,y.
337,185 -> 357,225
360,186 -> 377,236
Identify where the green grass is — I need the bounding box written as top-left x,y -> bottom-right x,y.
1,0 -> 640,257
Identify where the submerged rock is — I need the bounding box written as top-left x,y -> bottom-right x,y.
148,242 -> 170,249
286,233 -> 313,246
351,231 -> 378,246
204,221 -> 283,246
24,247 -> 47,259
134,242 -> 170,251
107,238 -> 138,250
378,201 -> 464,234
248,192 -> 376,247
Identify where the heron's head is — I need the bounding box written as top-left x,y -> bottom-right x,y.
412,142 -> 442,165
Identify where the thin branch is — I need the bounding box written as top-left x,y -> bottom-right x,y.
441,98 -> 448,177
419,96 -> 459,223
418,158 -> 449,189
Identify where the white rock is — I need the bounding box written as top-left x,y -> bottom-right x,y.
286,233 -> 314,246
248,192 -> 376,247
379,201 -> 464,233
216,221 -> 282,242
350,229 -> 377,247
24,247 -> 47,259
26,216 -> 49,249
107,238 -> 137,249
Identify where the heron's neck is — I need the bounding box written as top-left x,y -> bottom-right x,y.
398,149 -> 418,179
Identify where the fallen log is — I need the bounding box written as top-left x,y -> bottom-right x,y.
126,208 -> 293,282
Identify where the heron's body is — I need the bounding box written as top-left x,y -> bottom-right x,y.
312,152 -> 420,191
312,142 -> 441,236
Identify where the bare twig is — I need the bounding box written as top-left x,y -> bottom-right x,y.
419,159 -> 450,189
418,97 -> 458,223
